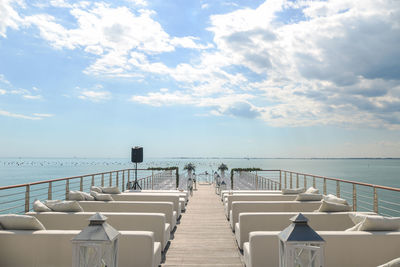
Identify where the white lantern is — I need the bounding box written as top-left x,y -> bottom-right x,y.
278,213 -> 325,267
72,213 -> 120,267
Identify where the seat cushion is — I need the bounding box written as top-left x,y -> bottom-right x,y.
0,214 -> 45,230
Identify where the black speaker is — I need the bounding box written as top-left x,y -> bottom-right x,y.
131,146 -> 143,163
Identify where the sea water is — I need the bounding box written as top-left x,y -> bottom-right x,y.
0,157 -> 399,188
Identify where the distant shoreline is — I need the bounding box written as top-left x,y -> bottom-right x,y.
1,157 -> 399,160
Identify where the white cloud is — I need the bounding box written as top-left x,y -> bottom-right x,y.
23,94 -> 42,100
32,113 -> 54,118
0,88 -> 7,95
0,109 -> 51,120
78,90 -> 111,102
0,0 -> 23,38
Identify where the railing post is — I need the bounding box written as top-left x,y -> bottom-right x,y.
323,178 -> 327,195
304,175 -> 307,188
109,172 -> 112,186
128,170 -> 130,184
255,172 -> 258,190
122,171 -> 125,192
313,176 -> 316,188
48,181 -> 52,200
336,181 -> 340,198
80,176 -> 83,191
152,171 -> 154,190
91,175 -> 95,187
101,174 -> 104,187
279,170 -> 282,190
353,184 -> 357,211
284,171 -> 287,189
296,173 -> 299,188
290,172 -> 292,189
373,187 -> 378,213
116,171 -> 119,187
25,185 -> 30,213
65,179 -> 70,200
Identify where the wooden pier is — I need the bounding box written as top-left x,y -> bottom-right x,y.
163,184 -> 244,266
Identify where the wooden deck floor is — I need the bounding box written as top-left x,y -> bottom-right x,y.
162,184 -> 244,267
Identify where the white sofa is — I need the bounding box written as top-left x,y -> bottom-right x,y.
113,193 -> 182,217
0,230 -> 161,267
244,230 -> 400,267
221,190 -> 282,201
126,190 -> 189,203
78,201 -> 177,230
230,201 -> 322,229
235,212 -> 375,249
224,194 -> 297,218
28,211 -> 170,251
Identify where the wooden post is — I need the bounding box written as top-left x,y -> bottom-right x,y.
284,172 -> 287,189
304,175 -> 307,188
91,175 -> 95,187
323,178 -> 327,195
48,182 -> 52,200
313,176 -> 316,188
122,171 -> 125,192
80,177 -> 83,191
152,170 -> 154,190
373,187 -> 378,213
109,172 -> 112,186
290,172 -> 292,189
116,171 -> 119,187
336,181 -> 340,197
65,179 -> 70,200
255,172 -> 258,190
101,174 -> 104,187
25,185 -> 30,213
279,170 -> 282,190
296,173 -> 299,188
353,184 -> 357,211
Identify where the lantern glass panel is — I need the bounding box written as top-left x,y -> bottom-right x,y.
292,244 -> 322,267
78,242 -> 115,267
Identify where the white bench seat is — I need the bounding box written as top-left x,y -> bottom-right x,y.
0,230 -> 161,267
28,211 -> 170,251
244,230 -> 400,267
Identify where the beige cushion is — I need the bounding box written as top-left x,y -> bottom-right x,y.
323,194 -> 348,205
90,191 -> 114,201
101,186 -> 121,194
348,213 -> 380,224
0,214 -> 45,230
317,200 -> 351,212
68,191 -> 85,201
44,200 -> 83,212
68,191 -> 94,201
282,188 -> 305,194
80,191 -> 95,201
377,257 -> 400,267
295,193 -> 323,201
33,200 -> 52,212
90,186 -> 102,193
345,222 -> 362,231
305,187 -> 319,194
358,216 -> 400,231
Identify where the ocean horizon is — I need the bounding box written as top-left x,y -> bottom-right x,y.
1,157 -> 399,189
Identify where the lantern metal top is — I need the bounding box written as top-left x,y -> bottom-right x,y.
278,213 -> 325,243
72,213 -> 120,242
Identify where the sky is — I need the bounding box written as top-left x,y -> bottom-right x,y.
0,0 -> 400,158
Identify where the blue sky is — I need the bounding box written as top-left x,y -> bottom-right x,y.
0,0 -> 400,158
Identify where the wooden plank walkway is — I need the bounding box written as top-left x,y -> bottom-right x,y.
162,184 -> 244,267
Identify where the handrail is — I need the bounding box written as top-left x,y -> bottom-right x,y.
233,169 -> 400,216
0,168 -> 149,190
279,169 -> 400,192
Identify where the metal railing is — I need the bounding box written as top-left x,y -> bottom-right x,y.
231,169 -> 400,217
0,168 -> 178,214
